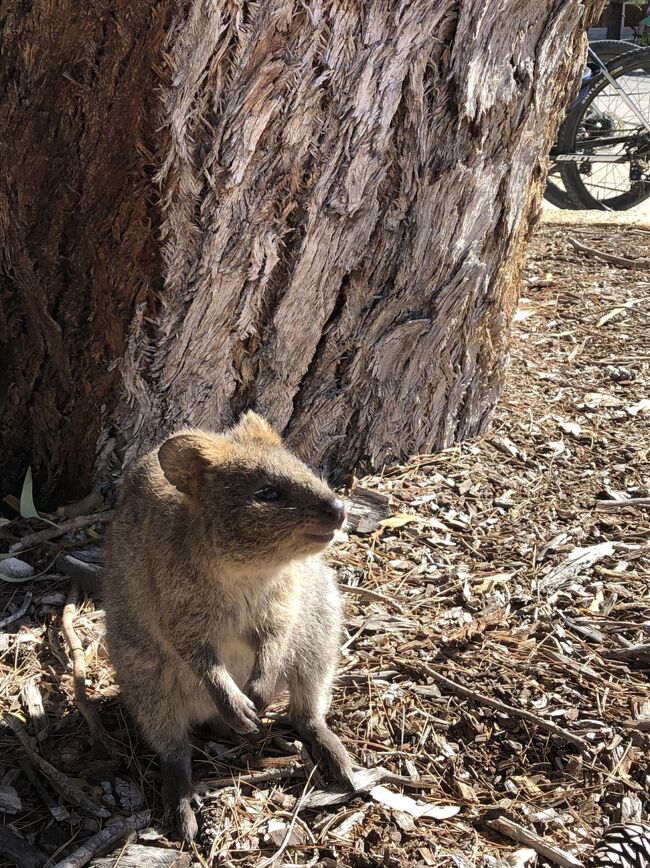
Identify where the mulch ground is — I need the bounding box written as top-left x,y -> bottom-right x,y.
1,223 -> 649,868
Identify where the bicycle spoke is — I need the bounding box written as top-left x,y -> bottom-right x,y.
574,67 -> 650,203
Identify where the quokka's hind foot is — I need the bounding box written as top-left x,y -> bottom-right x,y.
161,747 -> 199,842
165,794 -> 198,843
292,715 -> 356,790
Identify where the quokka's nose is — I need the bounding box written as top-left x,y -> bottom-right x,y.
320,497 -> 346,527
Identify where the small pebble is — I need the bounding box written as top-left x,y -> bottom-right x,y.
0,557 -> 35,580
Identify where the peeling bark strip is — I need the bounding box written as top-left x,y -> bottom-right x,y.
1,1 -> 603,502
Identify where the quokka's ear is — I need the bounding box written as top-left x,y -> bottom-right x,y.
158,432 -> 227,495
229,411 -> 282,446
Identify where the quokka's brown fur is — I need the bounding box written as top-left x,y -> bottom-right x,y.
103,412 -> 354,841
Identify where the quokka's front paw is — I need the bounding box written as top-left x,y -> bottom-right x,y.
220,688 -> 261,735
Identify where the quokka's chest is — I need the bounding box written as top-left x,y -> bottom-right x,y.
217,635 -> 257,688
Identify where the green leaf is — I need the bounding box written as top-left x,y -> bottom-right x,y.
19,467 -> 59,529
20,467 -> 39,519
0,518 -> 11,527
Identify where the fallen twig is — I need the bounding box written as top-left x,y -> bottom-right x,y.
51,810 -> 151,868
341,584 -> 406,614
484,814 -> 583,867
595,497 -> 650,512
61,583 -> 120,755
566,235 -> 650,270
198,763 -> 304,792
9,510 -> 113,553
3,713 -> 110,817
415,662 -> 591,752
0,591 -> 32,629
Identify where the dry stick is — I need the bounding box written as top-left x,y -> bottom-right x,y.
566,234 -> 650,270
197,763 -> 304,792
342,614 -> 375,650
595,497 -> 650,511
9,510 -> 114,553
51,810 -> 151,868
341,584 -> 406,614
416,662 -> 591,752
61,583 -> 121,756
3,713 -> 110,818
484,815 -> 583,868
0,591 -> 32,629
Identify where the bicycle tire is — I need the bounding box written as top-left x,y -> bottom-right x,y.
586,39 -> 639,67
558,47 -> 650,209
543,177 -> 574,209
543,40 -> 640,209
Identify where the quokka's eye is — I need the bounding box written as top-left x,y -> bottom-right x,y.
254,487 -> 283,503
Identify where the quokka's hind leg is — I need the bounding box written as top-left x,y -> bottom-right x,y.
288,660 -> 355,789
160,737 -> 199,842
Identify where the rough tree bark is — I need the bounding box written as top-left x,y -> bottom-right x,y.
1,0 -> 603,504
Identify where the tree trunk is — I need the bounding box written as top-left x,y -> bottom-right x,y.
1,0 -> 603,505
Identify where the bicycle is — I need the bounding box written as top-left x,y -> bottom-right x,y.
544,40 -> 650,210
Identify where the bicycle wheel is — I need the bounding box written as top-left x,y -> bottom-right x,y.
544,40 -> 640,209
558,47 -> 650,209
587,39 -> 638,67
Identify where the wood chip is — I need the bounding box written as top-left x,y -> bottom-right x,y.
20,678 -> 47,739
345,487 -> 392,533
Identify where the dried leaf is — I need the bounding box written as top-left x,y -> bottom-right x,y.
506,849 -> 538,867
626,398 -> 650,416
265,818 -> 308,847
580,392 -> 623,408
379,513 -> 421,529
514,308 -> 534,322
370,786 -> 460,819
558,420 -> 582,437
596,307 -> 626,327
